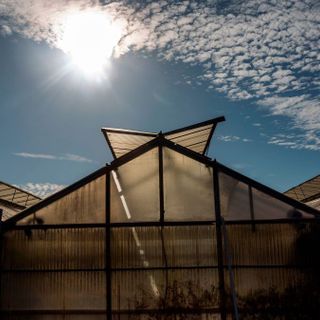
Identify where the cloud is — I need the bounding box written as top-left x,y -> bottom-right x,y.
17,182 -> 65,198
1,0 -> 320,149
14,152 -> 94,163
0,24 -> 11,36
218,135 -> 252,143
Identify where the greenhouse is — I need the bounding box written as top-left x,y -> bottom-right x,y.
0,181 -> 41,221
1,117 -> 320,320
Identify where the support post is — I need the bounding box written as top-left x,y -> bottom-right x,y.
0,209 -> 2,311
213,163 -> 227,320
105,170 -> 112,320
248,185 -> 256,232
158,144 -> 165,224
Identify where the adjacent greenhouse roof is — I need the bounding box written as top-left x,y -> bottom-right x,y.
0,181 -> 40,208
0,180 -> 41,221
101,116 -> 225,158
285,175 -> 320,203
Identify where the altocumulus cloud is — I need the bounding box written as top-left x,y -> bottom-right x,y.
17,182 -> 65,198
1,0 -> 320,149
14,152 -> 94,163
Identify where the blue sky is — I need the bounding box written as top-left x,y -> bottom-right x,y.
1,0 -> 320,197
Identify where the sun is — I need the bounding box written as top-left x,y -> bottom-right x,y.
59,11 -> 122,78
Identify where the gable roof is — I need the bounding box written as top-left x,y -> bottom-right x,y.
0,181 -> 41,221
101,116 -> 225,159
285,175 -> 320,203
3,119 -> 320,229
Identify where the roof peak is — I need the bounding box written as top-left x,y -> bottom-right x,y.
102,116 -> 225,159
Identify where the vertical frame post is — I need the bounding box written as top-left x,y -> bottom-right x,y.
159,143 -> 165,224
0,209 -> 2,312
105,169 -> 112,320
248,185 -> 256,232
213,162 -> 227,320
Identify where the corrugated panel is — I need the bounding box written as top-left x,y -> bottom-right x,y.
111,226 -> 217,269
2,228 -> 105,270
101,128 -> 156,158
285,175 -> 320,202
17,175 -> 106,225
224,224 -> 298,266
166,124 -> 213,155
112,269 -> 219,311
226,268 -> 306,297
219,171 -> 315,221
102,118 -> 224,159
0,181 -> 41,221
163,148 -> 214,221
110,148 -> 159,222
1,271 -> 106,310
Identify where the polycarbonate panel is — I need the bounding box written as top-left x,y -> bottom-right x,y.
111,227 -> 164,268
0,203 -> 20,221
105,131 -> 156,158
223,224 -> 299,266
110,148 -> 160,222
111,313 -> 220,320
2,228 -> 105,270
0,181 -> 40,208
1,271 -> 106,310
252,187 -> 315,220
163,226 -> 217,267
18,175 -> 106,225
225,267 -> 306,297
111,226 -> 217,269
163,148 -> 214,221
112,269 -> 219,311
1,315 -> 106,320
285,174 -> 320,202
166,124 -> 213,154
219,172 -> 251,220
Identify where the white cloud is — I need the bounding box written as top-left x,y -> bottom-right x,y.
0,24 -> 11,36
18,182 -> 65,198
1,0 -> 320,149
14,152 -> 93,163
218,135 -> 252,143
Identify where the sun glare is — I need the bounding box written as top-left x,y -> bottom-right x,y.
60,11 -> 122,78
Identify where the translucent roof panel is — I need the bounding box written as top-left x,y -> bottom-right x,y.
102,117 -> 225,159
0,181 -> 40,208
285,174 -> 320,202
163,147 -> 214,221
101,128 -> 157,158
11,174 -> 106,226
0,181 -> 41,221
219,169 -> 316,221
165,124 -> 213,155
110,147 -> 160,222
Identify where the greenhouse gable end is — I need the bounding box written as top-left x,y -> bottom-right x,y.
1,117 -> 320,320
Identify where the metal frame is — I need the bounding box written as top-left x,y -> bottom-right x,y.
102,116 -> 225,160
2,121 -> 320,319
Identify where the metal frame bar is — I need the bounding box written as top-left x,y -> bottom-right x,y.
213,162 -> 227,320
248,185 -> 256,232
164,116 -> 225,136
159,144 -> 165,223
203,123 -> 217,155
3,130 -> 320,232
0,180 -> 41,200
0,308 -> 222,315
3,166 -> 108,229
102,117 -> 225,160
3,264 -> 314,273
217,162 -> 320,217
105,170 -> 111,319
